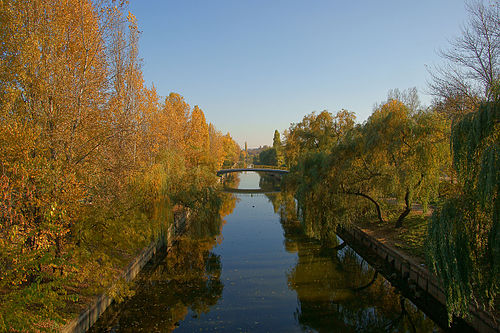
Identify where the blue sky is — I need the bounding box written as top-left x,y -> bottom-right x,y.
128,1 -> 468,148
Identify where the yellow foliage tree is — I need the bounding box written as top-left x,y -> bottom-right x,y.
186,106 -> 210,167
0,1 -> 239,329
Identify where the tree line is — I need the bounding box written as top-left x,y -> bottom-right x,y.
0,0 -> 240,330
272,0 -> 499,325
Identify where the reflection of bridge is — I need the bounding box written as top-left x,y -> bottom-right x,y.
216,167 -> 289,177
223,187 -> 281,194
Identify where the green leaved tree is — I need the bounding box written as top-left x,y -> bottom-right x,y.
427,100 -> 499,321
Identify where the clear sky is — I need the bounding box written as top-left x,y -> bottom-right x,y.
128,0 -> 468,148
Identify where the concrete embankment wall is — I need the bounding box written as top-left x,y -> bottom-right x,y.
338,225 -> 499,333
61,211 -> 189,333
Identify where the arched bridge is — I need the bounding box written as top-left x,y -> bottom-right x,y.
216,167 -> 289,177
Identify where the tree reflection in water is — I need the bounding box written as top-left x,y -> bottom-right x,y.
92,173 -> 442,332
265,189 -> 441,333
89,191 -> 237,332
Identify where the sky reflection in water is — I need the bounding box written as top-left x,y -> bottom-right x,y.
91,172 -> 441,332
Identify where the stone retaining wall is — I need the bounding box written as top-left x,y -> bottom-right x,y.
61,211 -> 189,333
339,225 -> 499,333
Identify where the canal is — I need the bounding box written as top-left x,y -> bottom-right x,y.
90,172 -> 443,332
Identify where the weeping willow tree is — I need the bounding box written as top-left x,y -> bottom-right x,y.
427,100 -> 499,321
283,110 -> 357,241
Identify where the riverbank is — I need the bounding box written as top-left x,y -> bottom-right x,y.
87,188 -> 236,332
340,216 -> 500,333
61,208 -> 190,333
357,213 -> 429,264
85,172 -> 445,331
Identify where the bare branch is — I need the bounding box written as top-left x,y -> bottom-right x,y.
427,0 -> 499,110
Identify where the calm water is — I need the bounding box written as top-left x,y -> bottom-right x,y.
90,172 -> 442,332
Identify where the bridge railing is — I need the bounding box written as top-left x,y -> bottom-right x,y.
249,164 -> 289,171
216,165 -> 289,176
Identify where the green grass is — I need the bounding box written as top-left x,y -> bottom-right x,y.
393,214 -> 429,261
356,210 -> 430,264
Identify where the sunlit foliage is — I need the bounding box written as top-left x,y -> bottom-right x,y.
281,90 -> 498,323
284,109 -> 357,236
0,0 -> 240,330
363,100 -> 449,227
283,97 -> 450,234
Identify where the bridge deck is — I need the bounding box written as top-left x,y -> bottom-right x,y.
217,168 -> 289,176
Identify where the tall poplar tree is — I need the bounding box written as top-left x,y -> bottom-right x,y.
273,130 -> 284,166
187,106 -> 210,166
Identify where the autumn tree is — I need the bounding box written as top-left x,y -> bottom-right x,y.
283,110 -> 356,236
0,0 -> 123,328
208,123 -> 240,170
103,9 -> 147,195
222,134 -> 241,168
363,99 -> 449,227
161,93 -> 191,152
284,110 -> 355,168
0,1 -> 238,329
328,126 -> 391,224
0,0 -> 111,273
208,123 -> 224,169
186,105 -> 210,167
284,97 -> 449,230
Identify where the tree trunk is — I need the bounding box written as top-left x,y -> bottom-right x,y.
343,187 -> 384,223
358,192 -> 384,223
395,188 -> 411,228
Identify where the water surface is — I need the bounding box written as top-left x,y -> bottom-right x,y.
91,172 -> 442,332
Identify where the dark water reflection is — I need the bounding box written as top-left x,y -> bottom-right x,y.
91,172 -> 442,332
